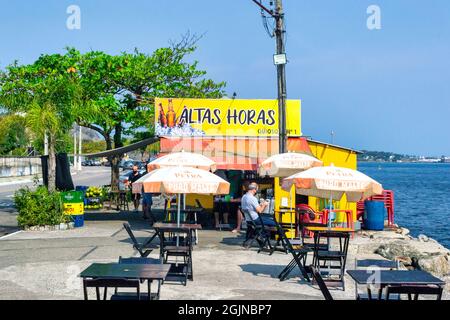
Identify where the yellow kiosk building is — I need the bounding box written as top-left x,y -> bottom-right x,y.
155,98 -> 360,233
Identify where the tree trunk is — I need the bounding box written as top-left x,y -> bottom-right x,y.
105,135 -> 112,151
110,124 -> 123,192
47,135 -> 57,192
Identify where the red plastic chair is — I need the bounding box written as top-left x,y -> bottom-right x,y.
295,204 -> 327,238
356,190 -> 395,227
322,209 -> 354,230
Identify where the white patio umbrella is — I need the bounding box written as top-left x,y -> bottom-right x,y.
132,166 -> 230,245
259,152 -> 323,238
281,164 -> 383,227
146,150 -> 217,216
258,152 -> 323,177
147,151 -> 217,172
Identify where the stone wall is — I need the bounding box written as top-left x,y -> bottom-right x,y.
0,157 -> 42,178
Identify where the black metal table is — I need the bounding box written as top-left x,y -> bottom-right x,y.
153,223 -> 202,284
165,207 -> 203,243
79,263 -> 170,300
153,222 -> 202,241
347,269 -> 445,300
356,259 -> 399,269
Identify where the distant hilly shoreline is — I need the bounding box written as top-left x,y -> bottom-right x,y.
358,150 -> 449,163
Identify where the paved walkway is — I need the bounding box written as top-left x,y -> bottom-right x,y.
0,214 -> 447,300
0,214 -> 347,300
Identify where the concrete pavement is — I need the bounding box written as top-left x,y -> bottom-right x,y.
0,215 -> 333,300
0,167 -> 448,300
0,210 -> 411,301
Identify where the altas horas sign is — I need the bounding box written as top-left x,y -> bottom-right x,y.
154,98 -> 301,137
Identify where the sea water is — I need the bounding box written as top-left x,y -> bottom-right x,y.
359,162 -> 450,249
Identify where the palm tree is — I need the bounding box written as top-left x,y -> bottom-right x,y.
0,60 -> 81,192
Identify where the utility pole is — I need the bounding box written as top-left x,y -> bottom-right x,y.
275,0 -> 287,154
251,0 -> 287,153
78,125 -> 82,170
44,132 -> 49,156
73,125 -> 77,169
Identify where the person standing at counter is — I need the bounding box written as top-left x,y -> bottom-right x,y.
214,170 -> 230,229
127,165 -> 142,212
241,182 -> 276,227
142,164 -> 154,222
227,170 -> 243,233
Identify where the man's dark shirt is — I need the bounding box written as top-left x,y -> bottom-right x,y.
128,171 -> 142,184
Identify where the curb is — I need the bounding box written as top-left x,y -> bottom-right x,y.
0,179 -> 40,187
0,171 -> 78,187
0,230 -> 22,240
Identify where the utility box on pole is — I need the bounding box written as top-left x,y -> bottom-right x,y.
251,0 -> 288,154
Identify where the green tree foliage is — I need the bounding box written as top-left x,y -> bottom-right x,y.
0,36 -> 226,190
0,54 -> 82,191
0,113 -> 30,155
82,140 -> 107,154
72,35 -> 226,189
31,131 -> 73,155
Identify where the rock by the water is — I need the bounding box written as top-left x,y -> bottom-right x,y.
418,255 -> 450,277
375,241 -> 423,261
401,228 -> 410,236
418,234 -> 429,242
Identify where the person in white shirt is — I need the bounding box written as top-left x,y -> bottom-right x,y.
241,182 -> 276,227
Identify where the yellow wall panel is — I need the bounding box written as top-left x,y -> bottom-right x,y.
186,194 -> 214,209
307,141 -> 358,221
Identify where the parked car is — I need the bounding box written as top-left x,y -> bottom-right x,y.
136,161 -> 146,170
82,160 -> 93,166
122,160 -> 135,171
121,160 -> 146,171
119,158 -> 134,168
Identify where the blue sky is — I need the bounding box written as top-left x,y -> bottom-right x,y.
1,0 -> 449,156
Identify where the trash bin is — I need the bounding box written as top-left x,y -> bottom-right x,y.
363,201 -> 385,231
75,186 -> 89,193
61,191 -> 84,228
72,215 -> 84,228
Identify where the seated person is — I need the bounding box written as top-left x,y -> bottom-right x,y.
241,182 -> 276,227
